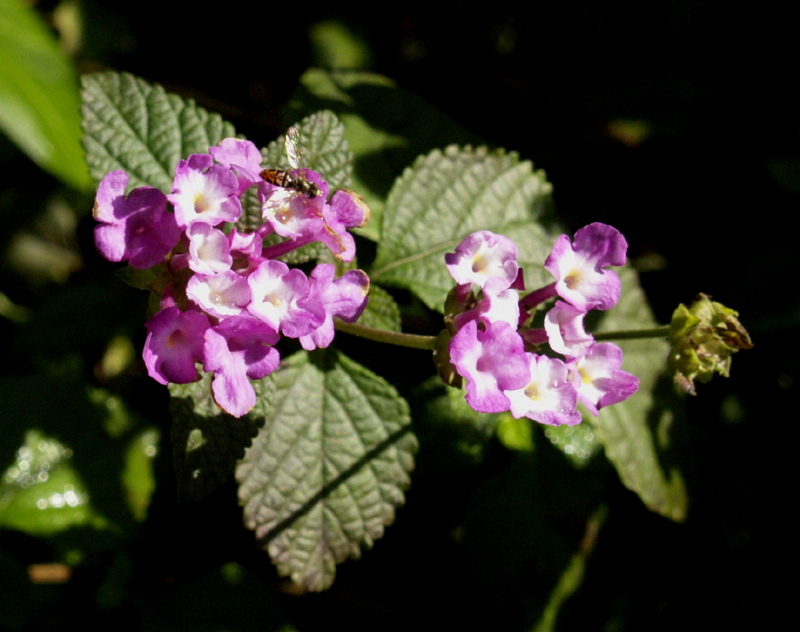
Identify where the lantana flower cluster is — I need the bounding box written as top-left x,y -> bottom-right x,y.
443,223 -> 639,426
93,138 -> 370,417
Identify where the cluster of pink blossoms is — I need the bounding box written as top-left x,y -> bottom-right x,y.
92,138 -> 370,417
444,223 -> 639,425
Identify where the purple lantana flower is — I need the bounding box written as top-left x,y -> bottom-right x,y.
186,270 -> 251,319
445,230 -> 519,291
169,154 -> 242,228
567,342 -> 639,416
91,133 -> 373,419
544,222 -> 627,311
259,168 -> 328,240
505,353 -> 582,426
316,189 -> 371,262
544,300 -> 594,357
246,260 -> 324,338
299,265 -> 370,351
203,315 -> 281,418
185,223 -> 233,275
449,320 -> 531,413
93,170 -> 181,269
143,306 -> 210,385
443,224 -> 639,424
208,138 -> 264,196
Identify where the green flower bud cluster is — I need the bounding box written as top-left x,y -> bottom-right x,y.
668,294 -> 753,395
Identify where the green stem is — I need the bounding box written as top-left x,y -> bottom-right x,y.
593,325 -> 671,341
333,319 -> 438,350
334,320 -> 671,349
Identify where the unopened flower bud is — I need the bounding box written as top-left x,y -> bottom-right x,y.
668,293 -> 753,395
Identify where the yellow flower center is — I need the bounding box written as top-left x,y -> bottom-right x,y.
194,193 -> 209,214
565,269 -> 582,289
471,255 -> 488,274
524,383 -> 540,401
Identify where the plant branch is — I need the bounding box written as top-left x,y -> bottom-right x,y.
335,321 -> 670,349
594,325 -> 670,341
333,319 -> 438,350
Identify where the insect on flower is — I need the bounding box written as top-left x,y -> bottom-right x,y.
260,126 -> 321,200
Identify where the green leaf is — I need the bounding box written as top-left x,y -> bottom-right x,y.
0,0 -> 92,190
0,430 -> 107,534
309,21 -> 372,70
541,418 -> 602,468
422,379 -> 501,440
87,387 -> 160,521
497,413 -> 535,452
122,428 -> 160,522
80,72 -> 237,191
169,372 -> 272,502
290,70 -> 484,241
532,506 -> 607,632
355,283 -> 402,332
371,145 -> 555,312
236,350 -> 417,591
264,110 -> 352,191
592,266 -> 688,521
238,110 -> 352,234
0,376 -> 158,538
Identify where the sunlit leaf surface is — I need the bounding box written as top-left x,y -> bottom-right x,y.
372,145 -> 555,312
237,350 -> 416,591
81,72 -> 236,191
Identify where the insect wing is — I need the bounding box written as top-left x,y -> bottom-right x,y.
284,126 -> 303,170
262,187 -> 299,221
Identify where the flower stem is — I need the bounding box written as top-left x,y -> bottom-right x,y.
519,282 -> 558,311
335,320 -> 671,349
333,319 -> 438,350
594,325 -> 671,341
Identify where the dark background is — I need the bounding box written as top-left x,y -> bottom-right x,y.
1,1 -> 795,630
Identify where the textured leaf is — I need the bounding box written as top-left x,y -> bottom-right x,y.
0,0 -> 92,190
355,283 -> 402,332
262,110 -> 351,189
291,69 -> 483,241
236,350 -> 416,591
236,185 -> 264,234
80,72 -> 236,191
592,266 -> 687,521
237,110 -> 352,233
169,372 -> 272,502
371,145 -> 555,312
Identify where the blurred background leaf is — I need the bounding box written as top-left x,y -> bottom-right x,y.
0,0 -> 92,191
